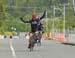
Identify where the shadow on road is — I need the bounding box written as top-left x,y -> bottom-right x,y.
61,43 -> 75,46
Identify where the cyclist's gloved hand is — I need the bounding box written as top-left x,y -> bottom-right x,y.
44,10 -> 46,12
20,17 -> 23,21
44,10 -> 47,16
44,10 -> 47,13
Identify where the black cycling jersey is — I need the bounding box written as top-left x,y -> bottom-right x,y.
21,11 -> 46,32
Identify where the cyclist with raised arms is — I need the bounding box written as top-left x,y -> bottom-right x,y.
20,10 -> 47,48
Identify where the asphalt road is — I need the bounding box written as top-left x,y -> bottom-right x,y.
0,37 -> 75,58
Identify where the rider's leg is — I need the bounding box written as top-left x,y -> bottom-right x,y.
28,33 -> 33,48
35,31 -> 42,45
38,31 -> 42,44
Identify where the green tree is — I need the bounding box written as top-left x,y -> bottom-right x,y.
0,0 -> 6,33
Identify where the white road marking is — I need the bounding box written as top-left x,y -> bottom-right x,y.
9,39 -> 17,58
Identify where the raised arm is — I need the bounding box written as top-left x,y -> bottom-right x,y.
40,10 -> 47,20
20,17 -> 30,23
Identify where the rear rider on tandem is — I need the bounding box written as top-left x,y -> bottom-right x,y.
20,10 -> 47,51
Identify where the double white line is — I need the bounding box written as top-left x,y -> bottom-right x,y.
9,39 -> 17,58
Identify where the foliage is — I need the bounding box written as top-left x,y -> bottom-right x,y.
0,0 -> 75,33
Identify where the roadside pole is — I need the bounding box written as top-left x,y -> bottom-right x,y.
63,4 -> 66,39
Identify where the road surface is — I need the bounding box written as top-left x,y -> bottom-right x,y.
0,37 -> 75,58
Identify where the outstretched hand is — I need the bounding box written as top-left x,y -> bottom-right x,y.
44,10 -> 47,16
20,17 -> 23,20
44,10 -> 47,13
20,17 -> 24,21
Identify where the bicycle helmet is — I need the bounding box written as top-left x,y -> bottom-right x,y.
32,12 -> 37,18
